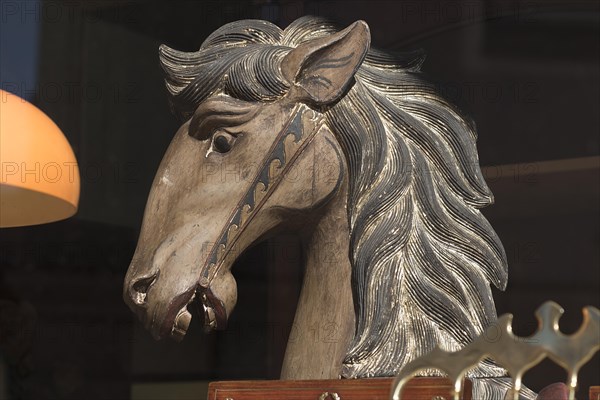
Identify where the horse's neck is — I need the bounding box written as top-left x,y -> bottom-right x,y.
280,182 -> 355,380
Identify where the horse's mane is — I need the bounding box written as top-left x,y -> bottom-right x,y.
159,16 -> 507,378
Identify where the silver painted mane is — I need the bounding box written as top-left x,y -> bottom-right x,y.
159,16 -> 508,382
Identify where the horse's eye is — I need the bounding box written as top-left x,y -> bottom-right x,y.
212,132 -> 234,153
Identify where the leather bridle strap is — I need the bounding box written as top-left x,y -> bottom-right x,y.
198,104 -> 324,288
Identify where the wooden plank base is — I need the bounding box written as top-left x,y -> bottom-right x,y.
208,377 -> 472,400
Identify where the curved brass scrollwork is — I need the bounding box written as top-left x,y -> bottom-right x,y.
389,301 -> 600,400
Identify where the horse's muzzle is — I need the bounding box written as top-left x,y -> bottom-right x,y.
124,270 -> 197,341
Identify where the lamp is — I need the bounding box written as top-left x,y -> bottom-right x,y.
0,89 -> 80,227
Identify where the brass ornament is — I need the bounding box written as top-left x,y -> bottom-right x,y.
390,301 -> 600,400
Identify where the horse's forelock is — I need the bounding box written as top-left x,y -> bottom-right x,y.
160,44 -> 290,121
160,16 -> 345,121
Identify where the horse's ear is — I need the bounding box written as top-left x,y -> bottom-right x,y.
281,20 -> 370,105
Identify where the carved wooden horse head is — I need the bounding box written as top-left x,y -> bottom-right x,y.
124,16 -> 513,397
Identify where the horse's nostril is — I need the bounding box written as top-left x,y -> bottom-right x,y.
131,273 -> 158,305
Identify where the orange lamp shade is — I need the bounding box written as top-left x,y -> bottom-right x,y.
0,89 -> 80,227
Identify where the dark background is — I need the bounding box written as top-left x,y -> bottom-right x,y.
1,0 -> 598,399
